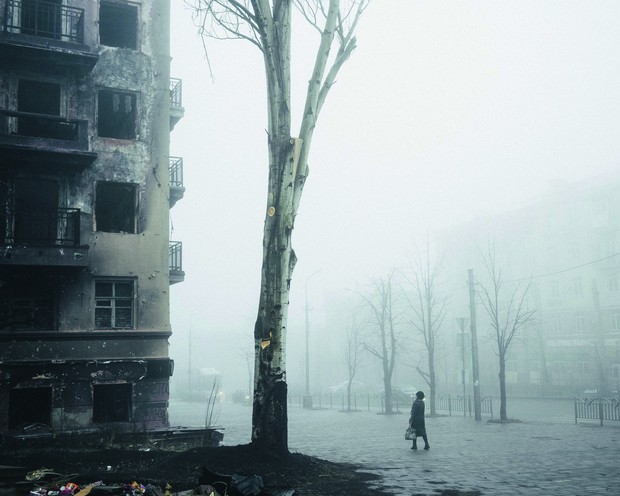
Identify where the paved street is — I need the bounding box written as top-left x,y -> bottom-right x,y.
170,398 -> 620,495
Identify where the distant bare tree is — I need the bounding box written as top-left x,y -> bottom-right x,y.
403,241 -> 446,415
477,245 -> 535,421
189,0 -> 369,453
343,316 -> 363,412
359,272 -> 399,414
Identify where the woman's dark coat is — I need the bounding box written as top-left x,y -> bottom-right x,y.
409,398 -> 426,435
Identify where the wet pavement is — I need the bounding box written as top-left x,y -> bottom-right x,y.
170,398 -> 620,495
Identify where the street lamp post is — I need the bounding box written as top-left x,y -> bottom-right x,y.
468,269 -> 482,421
303,270 -> 320,409
456,317 -> 469,417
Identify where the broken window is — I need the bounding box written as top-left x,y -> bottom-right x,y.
93,383 -> 132,422
95,279 -> 134,329
17,79 -> 63,138
8,387 -> 53,429
97,90 -> 137,139
95,182 -> 137,233
99,2 -> 138,49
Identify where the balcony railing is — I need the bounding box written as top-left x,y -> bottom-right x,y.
0,109 -> 89,148
169,156 -> 184,187
169,241 -> 183,272
3,0 -> 85,44
170,78 -> 183,109
168,157 -> 185,208
1,206 -> 81,246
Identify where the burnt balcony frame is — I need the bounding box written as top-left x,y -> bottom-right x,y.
0,109 -> 88,145
3,0 -> 85,44
0,0 -> 98,75
1,206 -> 81,247
0,109 -> 96,168
0,205 -> 87,267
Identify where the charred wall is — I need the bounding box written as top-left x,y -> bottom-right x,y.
0,0 -> 177,436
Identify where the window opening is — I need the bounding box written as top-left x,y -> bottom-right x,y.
95,280 -> 134,329
575,315 -> 585,333
93,383 -> 132,422
97,90 -> 137,139
8,387 -> 52,429
99,2 -> 138,49
95,182 -> 137,233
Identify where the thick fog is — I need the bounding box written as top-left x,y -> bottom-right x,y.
167,0 -> 620,399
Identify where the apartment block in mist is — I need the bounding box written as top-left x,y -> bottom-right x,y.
0,0 -> 186,435
439,175 -> 620,397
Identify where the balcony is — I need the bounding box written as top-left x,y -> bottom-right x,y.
169,156 -> 185,208
0,109 -> 97,168
169,241 -> 185,284
0,0 -> 98,74
0,206 -> 88,267
169,78 -> 184,130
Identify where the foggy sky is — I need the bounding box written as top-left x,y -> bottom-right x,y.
167,1 -> 620,392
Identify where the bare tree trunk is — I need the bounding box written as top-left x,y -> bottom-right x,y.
346,382 -> 352,411
498,350 -> 507,421
404,240 -> 446,417
252,139 -> 298,453
361,274 -> 397,414
191,0 -> 369,454
428,346 -> 436,415
477,244 -> 535,423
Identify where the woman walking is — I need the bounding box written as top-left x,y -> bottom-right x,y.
409,391 -> 430,450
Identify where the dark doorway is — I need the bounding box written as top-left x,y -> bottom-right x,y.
99,2 -> 138,49
17,79 -> 61,138
13,178 -> 59,244
8,387 -> 53,429
0,268 -> 56,331
93,383 -> 132,423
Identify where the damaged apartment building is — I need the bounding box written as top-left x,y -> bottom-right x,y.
0,0 -> 186,436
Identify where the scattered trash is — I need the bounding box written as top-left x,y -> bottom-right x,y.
26,469 -> 61,481
16,464 -> 290,496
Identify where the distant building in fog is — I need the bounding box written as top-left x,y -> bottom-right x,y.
0,0 -> 185,434
438,174 -> 620,397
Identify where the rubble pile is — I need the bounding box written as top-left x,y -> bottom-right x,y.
7,466 -> 284,496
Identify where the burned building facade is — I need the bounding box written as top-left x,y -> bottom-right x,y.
0,0 -> 185,435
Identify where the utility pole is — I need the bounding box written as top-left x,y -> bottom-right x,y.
188,325 -> 193,397
592,282 -> 608,396
456,317 -> 468,416
468,269 -> 482,421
